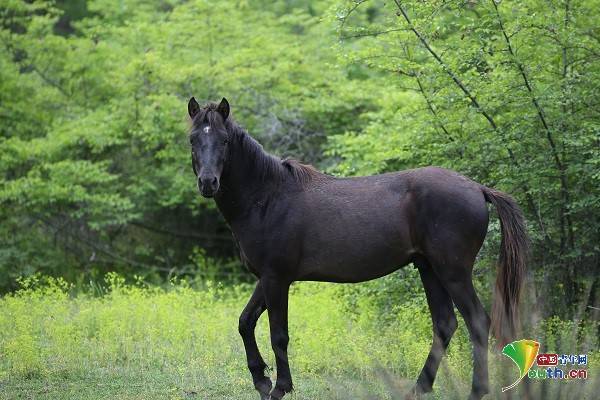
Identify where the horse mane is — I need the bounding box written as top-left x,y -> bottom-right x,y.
192,102 -> 323,187
231,123 -> 323,186
281,158 -> 322,185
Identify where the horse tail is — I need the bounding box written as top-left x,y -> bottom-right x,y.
482,186 -> 528,346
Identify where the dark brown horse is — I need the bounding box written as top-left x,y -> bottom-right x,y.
187,97 -> 528,400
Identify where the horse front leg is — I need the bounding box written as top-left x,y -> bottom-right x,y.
261,277 -> 292,400
239,281 -> 271,399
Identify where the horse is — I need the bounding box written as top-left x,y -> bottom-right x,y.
187,97 -> 528,400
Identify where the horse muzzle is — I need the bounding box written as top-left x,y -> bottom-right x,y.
198,176 -> 220,198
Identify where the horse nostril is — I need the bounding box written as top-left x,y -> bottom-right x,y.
198,175 -> 219,197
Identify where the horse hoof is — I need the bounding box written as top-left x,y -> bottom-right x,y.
404,386 -> 426,400
467,388 -> 489,400
268,386 -> 287,400
255,378 -> 272,400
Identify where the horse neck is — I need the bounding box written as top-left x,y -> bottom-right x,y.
214,131 -> 284,224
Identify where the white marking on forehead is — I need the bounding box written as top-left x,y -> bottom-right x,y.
203,126 -> 211,133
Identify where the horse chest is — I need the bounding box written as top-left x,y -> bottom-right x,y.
230,218 -> 297,277
229,228 -> 259,275
230,227 -> 268,276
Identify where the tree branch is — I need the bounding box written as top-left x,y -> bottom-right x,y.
492,0 -> 572,252
393,0 -> 499,131
339,0 -> 369,30
128,221 -> 233,242
414,74 -> 455,143
393,1 -> 552,245
341,28 -> 409,40
492,1 -> 563,168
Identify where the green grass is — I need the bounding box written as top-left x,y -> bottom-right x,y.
0,275 -> 597,399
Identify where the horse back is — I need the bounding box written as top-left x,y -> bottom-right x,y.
233,166 -> 488,282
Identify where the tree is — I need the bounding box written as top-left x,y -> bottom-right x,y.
0,0 -> 384,290
331,0 -> 599,318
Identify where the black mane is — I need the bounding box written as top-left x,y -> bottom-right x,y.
192,102 -> 322,186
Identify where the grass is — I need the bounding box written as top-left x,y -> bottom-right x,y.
0,274 -> 597,399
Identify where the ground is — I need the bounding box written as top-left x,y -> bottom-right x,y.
0,277 -> 597,399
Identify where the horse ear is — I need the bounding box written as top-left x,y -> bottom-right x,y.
217,97 -> 230,121
188,97 -> 200,119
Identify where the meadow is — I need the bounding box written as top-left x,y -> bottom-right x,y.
0,274 -> 597,400
2,1 -> 599,399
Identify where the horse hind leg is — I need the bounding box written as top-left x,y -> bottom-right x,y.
433,263 -> 491,400
409,256 -> 458,398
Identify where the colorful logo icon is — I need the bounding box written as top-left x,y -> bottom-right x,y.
501,339 -> 540,392
536,353 -> 558,366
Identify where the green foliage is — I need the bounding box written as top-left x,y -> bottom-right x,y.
0,0 -> 385,289
3,0 -> 597,316
330,0 -> 600,318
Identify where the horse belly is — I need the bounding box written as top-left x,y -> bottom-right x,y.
297,209 -> 414,283
299,249 -> 412,283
